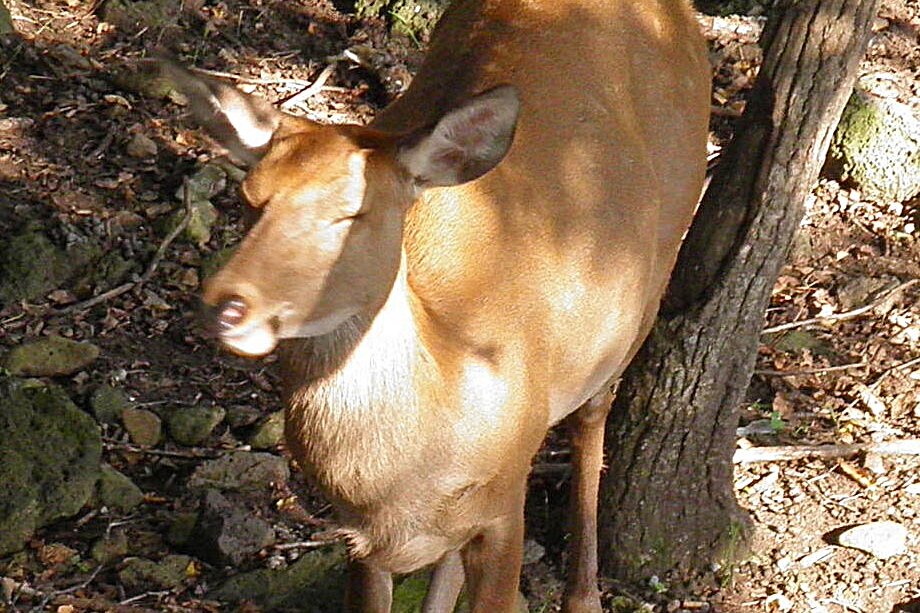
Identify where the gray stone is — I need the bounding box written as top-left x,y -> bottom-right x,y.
189,451 -> 289,493
194,489 -> 275,565
4,336 -> 100,377
0,0 -> 12,34
96,464 -> 144,512
166,405 -> 226,446
91,529 -> 129,564
836,521 -> 908,559
118,554 -> 194,590
830,89 -> 920,203
166,511 -> 199,547
0,377 -> 102,555
126,133 -> 158,159
248,410 -> 285,449
121,407 -> 162,447
90,384 -> 132,424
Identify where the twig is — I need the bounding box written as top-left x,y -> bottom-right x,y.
753,361 -> 867,377
30,563 -> 105,612
281,64 -> 336,110
119,590 -> 170,605
103,438 -> 224,459
52,179 -> 195,316
272,540 -> 330,551
762,279 -> 918,335
189,66 -> 313,87
843,354 -> 920,411
734,439 -> 920,464
711,104 -> 743,118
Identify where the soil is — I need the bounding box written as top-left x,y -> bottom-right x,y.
0,1 -> 918,612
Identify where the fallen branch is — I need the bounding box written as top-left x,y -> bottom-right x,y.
734,439 -> 920,464
53,179 -> 194,316
753,361 -> 867,377
762,278 -> 918,335
103,438 -> 225,460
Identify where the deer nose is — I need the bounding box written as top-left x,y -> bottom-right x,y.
216,297 -> 249,331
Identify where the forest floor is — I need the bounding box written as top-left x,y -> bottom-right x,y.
0,0 -> 919,611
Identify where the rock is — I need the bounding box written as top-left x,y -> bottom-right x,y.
126,132 -> 157,159
522,539 -> 545,565
166,511 -> 199,547
121,407 -> 162,447
0,377 -> 102,555
189,451 -> 289,493
0,0 -> 13,34
91,529 -> 129,564
166,405 -> 226,446
836,521 -> 908,559
248,410 -> 285,449
176,163 -> 228,202
0,226 -> 100,305
4,336 -> 100,377
101,0 -> 176,31
169,199 -> 218,247
90,384 -> 132,424
194,489 -> 275,565
356,0 -> 444,42
96,464 -> 144,512
829,89 -> 920,203
226,404 -> 261,429
212,546 -> 346,610
118,555 -> 194,590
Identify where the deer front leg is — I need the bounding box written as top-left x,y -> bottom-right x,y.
345,559 -> 393,613
461,488 -> 526,613
561,389 -> 613,613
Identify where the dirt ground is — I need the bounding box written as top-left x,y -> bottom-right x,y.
0,0 -> 918,611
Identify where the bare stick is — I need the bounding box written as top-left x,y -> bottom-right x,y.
103,438 -> 224,459
53,180 -> 194,316
734,439 -> 920,464
189,66 -> 313,87
281,64 -> 336,110
762,279 -> 918,335
753,361 -> 867,377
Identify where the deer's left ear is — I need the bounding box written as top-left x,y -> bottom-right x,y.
159,60 -> 286,165
397,85 -> 520,188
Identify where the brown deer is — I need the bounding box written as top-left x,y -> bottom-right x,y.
162,0 -> 709,610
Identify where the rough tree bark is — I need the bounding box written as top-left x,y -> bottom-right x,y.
598,0 -> 882,585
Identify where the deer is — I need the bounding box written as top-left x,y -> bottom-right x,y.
161,0 -> 709,610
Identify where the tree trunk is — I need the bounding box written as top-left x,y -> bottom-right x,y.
598,0 -> 881,586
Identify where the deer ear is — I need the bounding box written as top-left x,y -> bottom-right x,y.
159,60 -> 283,165
397,85 -> 520,188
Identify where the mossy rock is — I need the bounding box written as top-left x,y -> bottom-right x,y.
96,463 -> 144,512
0,230 -> 73,306
201,245 -> 237,281
212,546 -> 347,611
90,384 -> 132,424
248,410 -> 285,449
91,529 -> 129,564
0,0 -> 13,34
4,335 -> 100,377
121,407 -> 162,447
0,226 -> 102,306
166,404 -> 226,446
829,89 -> 920,202
118,555 -> 195,590
0,377 -> 102,555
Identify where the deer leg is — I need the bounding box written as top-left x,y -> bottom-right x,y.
421,550 -> 465,613
461,489 -> 526,613
345,559 -> 393,613
561,388 -> 613,613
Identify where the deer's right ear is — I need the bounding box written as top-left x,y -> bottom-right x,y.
159,60 -> 282,165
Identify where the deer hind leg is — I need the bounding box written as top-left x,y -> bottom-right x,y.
461,486 -> 526,613
422,550 -> 465,612
345,559 -> 393,613
561,387 -> 614,613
